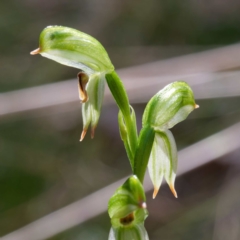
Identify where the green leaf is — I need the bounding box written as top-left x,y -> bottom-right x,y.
31,26 -> 114,74
148,130 -> 178,199
143,81 -> 198,131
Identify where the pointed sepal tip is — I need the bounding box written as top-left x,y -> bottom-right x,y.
30,48 -> 41,55
80,129 -> 87,141
152,187 -> 159,199
169,184 -> 178,198
195,104 -> 199,109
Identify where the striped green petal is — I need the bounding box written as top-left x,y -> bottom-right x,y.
31,26 -> 114,75
143,81 -> 198,131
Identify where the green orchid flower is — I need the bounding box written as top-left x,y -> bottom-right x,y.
31,26 -> 114,140
108,176 -> 149,240
134,81 -> 199,198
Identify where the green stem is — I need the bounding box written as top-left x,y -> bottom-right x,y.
105,71 -> 138,170
134,126 -> 155,183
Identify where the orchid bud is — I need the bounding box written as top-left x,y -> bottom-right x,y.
108,176 -> 149,240
108,175 -> 146,220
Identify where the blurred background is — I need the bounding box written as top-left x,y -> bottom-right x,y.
1,0 -> 240,239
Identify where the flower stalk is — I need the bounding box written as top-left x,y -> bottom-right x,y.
106,71 -> 138,169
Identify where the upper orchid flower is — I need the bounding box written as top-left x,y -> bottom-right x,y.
31,26 -> 114,140
134,81 -> 199,198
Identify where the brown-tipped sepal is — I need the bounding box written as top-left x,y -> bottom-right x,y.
195,104 -> 200,109
30,48 -> 41,55
79,129 -> 87,142
81,72 -> 105,140
169,183 -> 178,198
153,186 -> 160,199
148,130 -> 178,199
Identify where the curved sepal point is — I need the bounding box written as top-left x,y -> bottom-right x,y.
153,187 -> 159,199
195,104 -> 200,109
30,48 -> 41,55
80,129 -> 87,142
169,183 -> 178,198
